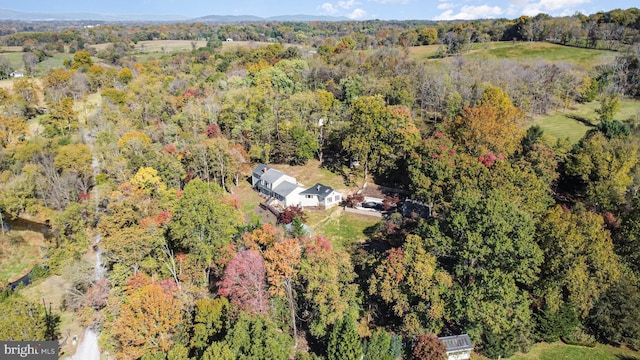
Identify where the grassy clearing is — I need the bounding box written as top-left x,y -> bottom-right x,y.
532,98 -> 640,144
273,160 -> 352,192
308,206 -> 379,248
0,230 -> 46,284
509,342 -> 639,360
0,52 -> 74,75
410,42 -> 617,68
75,92 -> 102,124
470,42 -> 617,68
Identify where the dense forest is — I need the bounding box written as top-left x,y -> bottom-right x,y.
1,7 -> 640,360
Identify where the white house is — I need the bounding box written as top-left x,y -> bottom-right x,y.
299,183 -> 342,209
251,164 -> 342,209
10,71 -> 24,78
439,334 -> 473,360
272,181 -> 305,207
254,167 -> 297,198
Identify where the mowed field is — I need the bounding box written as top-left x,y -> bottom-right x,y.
410,41 -> 617,69
508,342 -> 639,360
532,98 -> 640,143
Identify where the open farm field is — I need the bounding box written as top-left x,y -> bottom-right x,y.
410,41 -> 617,68
509,342 -> 639,360
532,98 -> 640,143
0,51 -> 74,75
0,46 -> 23,52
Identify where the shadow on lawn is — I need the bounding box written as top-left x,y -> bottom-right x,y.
567,114 -> 596,127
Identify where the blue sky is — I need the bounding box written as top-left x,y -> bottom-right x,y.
0,0 -> 636,20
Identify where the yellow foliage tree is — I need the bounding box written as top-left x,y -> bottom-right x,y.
112,282 -> 184,359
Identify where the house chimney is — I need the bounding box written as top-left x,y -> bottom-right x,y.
262,167 -> 267,173
316,184 -> 321,191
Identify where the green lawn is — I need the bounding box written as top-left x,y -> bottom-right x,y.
532,98 -> 640,144
509,342 -> 639,360
0,231 -> 45,284
308,206 -> 380,248
410,42 -> 617,69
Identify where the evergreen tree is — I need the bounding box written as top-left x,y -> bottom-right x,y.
327,315 -> 363,360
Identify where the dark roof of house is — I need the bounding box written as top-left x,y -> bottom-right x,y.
439,334 -> 473,353
252,163 -> 271,176
261,168 -> 286,184
273,181 -> 302,197
300,183 -> 335,199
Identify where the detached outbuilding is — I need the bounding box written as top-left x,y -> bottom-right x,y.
439,334 -> 473,360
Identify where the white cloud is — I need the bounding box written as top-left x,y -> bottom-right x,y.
434,5 -> 503,20
338,0 -> 358,9
512,0 -> 591,16
372,0 -> 409,3
537,0 -> 590,11
437,2 -> 455,10
348,8 -> 367,19
321,2 -> 339,13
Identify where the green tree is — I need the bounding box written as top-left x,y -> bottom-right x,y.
564,132 -> 638,211
588,279 -> 640,349
298,236 -> 358,337
342,95 -> 419,180
225,312 -> 293,360
535,205 -> 621,316
364,329 -> 394,360
168,179 -> 243,280
327,315 -> 363,360
0,295 -> 60,341
421,188 -> 542,354
190,297 -> 229,357
595,94 -> 620,122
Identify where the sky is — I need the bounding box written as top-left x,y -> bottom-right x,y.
0,0 -> 637,21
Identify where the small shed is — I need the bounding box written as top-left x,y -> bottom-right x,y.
226,38 -> 233,42
439,334 -> 473,360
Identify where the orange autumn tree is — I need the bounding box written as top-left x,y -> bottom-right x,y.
264,237 -> 302,340
449,85 -> 525,157
112,279 -> 184,359
241,223 -> 282,252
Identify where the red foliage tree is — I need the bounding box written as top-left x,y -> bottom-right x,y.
217,249 -> 270,314
85,279 -> 110,309
205,123 -> 222,138
346,193 -> 365,207
278,205 -> 307,224
412,333 -> 447,360
382,194 -> 400,211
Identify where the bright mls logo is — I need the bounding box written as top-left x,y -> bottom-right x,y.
1,341 -> 57,360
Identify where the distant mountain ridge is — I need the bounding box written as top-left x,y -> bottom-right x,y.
0,8 -> 348,22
